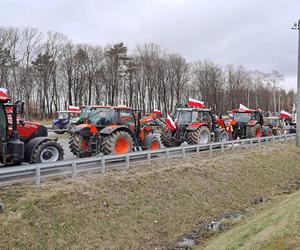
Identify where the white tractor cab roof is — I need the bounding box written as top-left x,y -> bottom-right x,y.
175,107 -> 211,112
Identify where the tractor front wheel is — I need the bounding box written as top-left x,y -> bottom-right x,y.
246,123 -> 261,138
31,141 -> 64,163
187,126 -> 211,145
273,127 -> 282,135
143,134 -> 162,150
69,133 -> 92,158
160,129 -> 181,147
215,129 -> 228,142
100,130 -> 133,155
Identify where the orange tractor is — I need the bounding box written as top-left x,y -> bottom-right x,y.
69,106 -> 162,157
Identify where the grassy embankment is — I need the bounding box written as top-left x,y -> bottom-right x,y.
0,141 -> 300,249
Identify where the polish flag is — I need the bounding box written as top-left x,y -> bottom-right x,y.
279,110 -> 292,119
68,105 -> 81,113
153,109 -> 162,115
0,88 -> 9,101
239,104 -> 250,111
166,114 -> 176,131
188,98 -> 204,108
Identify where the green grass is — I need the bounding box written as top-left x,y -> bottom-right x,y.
201,191 -> 300,250
0,142 -> 300,249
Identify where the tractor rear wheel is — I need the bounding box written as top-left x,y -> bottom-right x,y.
69,133 -> 92,158
31,141 -> 64,163
160,129 -> 181,147
187,126 -> 211,145
100,130 -> 133,155
246,123 -> 261,138
143,134 -> 162,150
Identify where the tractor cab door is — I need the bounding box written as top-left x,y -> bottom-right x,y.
117,109 -> 136,131
0,103 -> 7,163
0,103 -> 7,141
252,112 -> 262,125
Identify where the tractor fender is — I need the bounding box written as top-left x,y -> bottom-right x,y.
99,125 -> 134,138
186,122 -> 208,131
74,124 -> 97,137
24,137 -> 54,162
247,120 -> 258,126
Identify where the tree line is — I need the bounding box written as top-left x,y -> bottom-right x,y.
0,27 -> 294,118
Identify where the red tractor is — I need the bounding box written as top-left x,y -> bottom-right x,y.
0,96 -> 64,165
69,106 -> 162,157
228,108 -> 272,139
160,107 -> 229,147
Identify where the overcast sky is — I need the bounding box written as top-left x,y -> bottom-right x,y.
1,0 -> 299,89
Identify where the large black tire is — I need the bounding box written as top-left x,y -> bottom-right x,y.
160,129 -> 181,147
69,133 -> 92,158
273,127 -> 282,135
31,140 -> 64,163
246,123 -> 261,138
214,129 -> 228,142
187,126 -> 211,145
143,134 -> 162,150
100,130 -> 134,155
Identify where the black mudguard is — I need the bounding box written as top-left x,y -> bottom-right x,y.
100,126 -> 134,137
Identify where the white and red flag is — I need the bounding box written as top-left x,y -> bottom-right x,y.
188,98 -> 204,108
239,104 -> 250,110
153,109 -> 162,115
279,110 -> 292,119
0,88 -> 9,101
68,105 -> 81,113
166,114 -> 176,131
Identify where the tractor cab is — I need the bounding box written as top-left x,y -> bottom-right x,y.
53,110 -> 80,133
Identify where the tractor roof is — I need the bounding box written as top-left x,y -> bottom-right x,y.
232,108 -> 258,113
87,105 -> 132,110
176,107 -> 211,112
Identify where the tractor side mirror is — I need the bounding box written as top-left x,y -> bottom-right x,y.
18,102 -> 24,115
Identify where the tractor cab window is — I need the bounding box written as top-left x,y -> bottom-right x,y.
175,110 -> 192,123
88,108 -> 113,126
0,104 -> 7,141
233,112 -> 251,123
58,112 -> 69,119
118,109 -> 135,125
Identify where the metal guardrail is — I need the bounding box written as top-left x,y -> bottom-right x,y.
0,134 -> 296,187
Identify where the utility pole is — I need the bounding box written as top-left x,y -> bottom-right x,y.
292,20 -> 300,147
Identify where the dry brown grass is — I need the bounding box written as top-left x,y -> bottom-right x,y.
0,142 -> 300,249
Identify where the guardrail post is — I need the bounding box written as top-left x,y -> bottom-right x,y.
125,155 -> 130,169
221,142 -> 224,152
182,148 -> 186,159
196,146 -> 200,155
209,144 -> 212,157
231,141 -> 235,151
166,149 -> 170,160
101,158 -> 106,174
71,162 -> 77,179
258,139 -> 261,147
147,152 -> 151,163
250,139 -> 253,148
241,140 -> 244,149
35,166 -> 41,186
